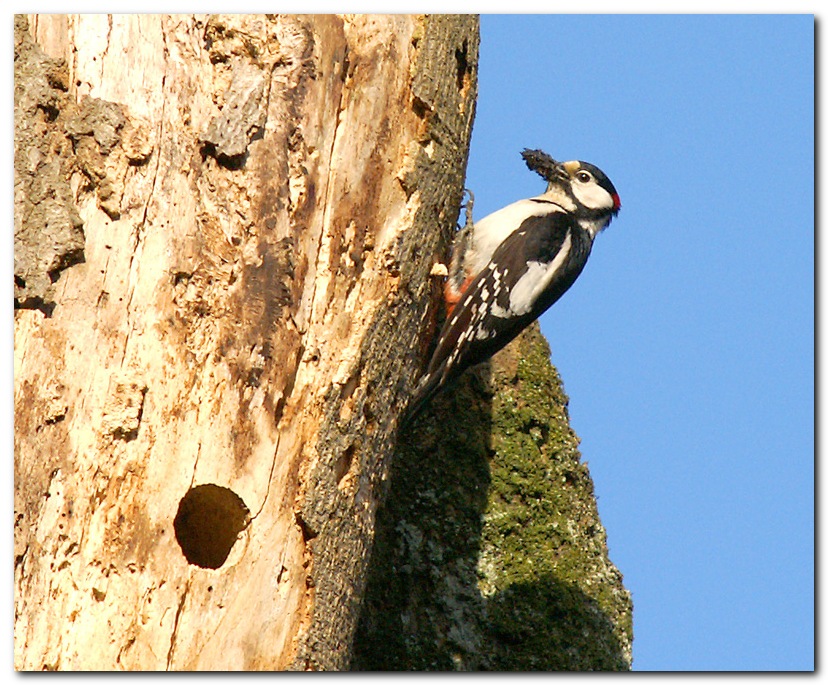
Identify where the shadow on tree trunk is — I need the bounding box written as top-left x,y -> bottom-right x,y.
352,325 -> 632,671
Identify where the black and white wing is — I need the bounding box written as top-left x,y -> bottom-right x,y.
404,205 -> 593,424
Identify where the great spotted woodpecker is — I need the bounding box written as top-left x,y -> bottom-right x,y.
404,149 -> 620,424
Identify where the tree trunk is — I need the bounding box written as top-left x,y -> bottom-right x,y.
353,324 -> 634,670
14,13 -> 478,671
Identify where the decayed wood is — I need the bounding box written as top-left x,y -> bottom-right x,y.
14,14 -> 478,671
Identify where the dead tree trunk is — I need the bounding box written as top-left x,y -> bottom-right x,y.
14,14 -> 478,670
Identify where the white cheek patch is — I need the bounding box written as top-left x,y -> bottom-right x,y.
571,181 -> 614,212
506,231 -> 573,316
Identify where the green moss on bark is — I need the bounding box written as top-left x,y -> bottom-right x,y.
479,324 -> 632,669
353,323 -> 632,670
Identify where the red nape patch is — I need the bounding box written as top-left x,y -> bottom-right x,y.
612,193 -> 622,211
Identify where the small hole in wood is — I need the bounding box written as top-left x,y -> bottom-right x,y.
173,484 -> 249,569
335,443 -> 357,487
455,39 -> 469,91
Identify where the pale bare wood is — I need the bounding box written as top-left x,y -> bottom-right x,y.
14,14 -> 478,670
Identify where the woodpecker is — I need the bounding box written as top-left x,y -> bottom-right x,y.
404,148 -> 620,424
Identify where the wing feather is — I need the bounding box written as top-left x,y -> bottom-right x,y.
404,210 -> 591,425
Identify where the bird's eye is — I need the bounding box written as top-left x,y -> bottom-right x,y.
575,170 -> 592,183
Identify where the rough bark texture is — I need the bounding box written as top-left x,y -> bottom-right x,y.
14,14 -> 478,671
14,16 -> 85,312
353,323 -> 633,670
16,12 -> 632,673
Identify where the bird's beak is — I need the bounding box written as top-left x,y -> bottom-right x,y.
551,162 -> 569,182
552,160 -> 579,182
561,161 -> 581,178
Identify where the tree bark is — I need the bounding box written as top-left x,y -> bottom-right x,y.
14,13 -> 478,671
354,324 -> 634,670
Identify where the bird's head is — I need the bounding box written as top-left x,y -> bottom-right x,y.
522,148 -> 621,221
555,160 -> 621,218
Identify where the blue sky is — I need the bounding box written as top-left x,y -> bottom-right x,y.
465,14 -> 814,671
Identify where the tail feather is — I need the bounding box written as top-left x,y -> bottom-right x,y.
399,364 -> 448,430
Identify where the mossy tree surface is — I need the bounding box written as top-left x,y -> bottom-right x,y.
354,323 -> 632,670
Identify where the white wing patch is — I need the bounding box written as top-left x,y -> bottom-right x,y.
507,230 -> 572,316
468,198 -> 568,275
